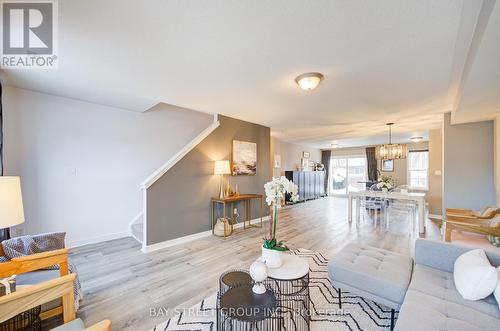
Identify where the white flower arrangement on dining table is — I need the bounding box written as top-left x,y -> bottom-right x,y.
376,175 -> 395,190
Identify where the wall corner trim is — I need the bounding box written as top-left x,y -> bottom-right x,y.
141,117 -> 220,189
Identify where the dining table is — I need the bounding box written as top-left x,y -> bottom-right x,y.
347,190 -> 427,234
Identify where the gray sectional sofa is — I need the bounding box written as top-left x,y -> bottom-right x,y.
328,239 -> 500,330
395,239 -> 500,330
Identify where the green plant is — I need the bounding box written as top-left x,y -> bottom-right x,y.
263,237 -> 288,251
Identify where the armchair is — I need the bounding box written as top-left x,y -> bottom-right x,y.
445,206 -> 499,219
0,245 -> 71,320
0,274 -> 111,331
444,210 -> 500,245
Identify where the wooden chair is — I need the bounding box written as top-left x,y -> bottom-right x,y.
445,206 -> 500,219
0,245 -> 70,320
0,274 -> 111,331
444,211 -> 500,243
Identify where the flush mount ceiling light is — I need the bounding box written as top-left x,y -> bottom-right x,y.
410,136 -> 423,143
295,72 -> 324,90
375,123 -> 408,160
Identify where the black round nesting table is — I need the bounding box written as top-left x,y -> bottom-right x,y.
217,263 -> 311,331
219,269 -> 253,295
217,271 -> 279,330
220,286 -> 276,321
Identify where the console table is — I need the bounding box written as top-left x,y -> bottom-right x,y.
211,194 -> 264,238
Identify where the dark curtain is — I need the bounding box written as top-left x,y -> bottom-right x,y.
366,147 -> 377,181
321,150 -> 331,194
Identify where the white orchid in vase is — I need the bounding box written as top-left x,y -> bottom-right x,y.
263,176 -> 299,251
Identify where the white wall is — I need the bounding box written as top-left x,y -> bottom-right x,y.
428,128 -> 443,216
443,112 -> 495,211
270,138 -> 321,177
3,86 -> 213,247
495,115 -> 500,206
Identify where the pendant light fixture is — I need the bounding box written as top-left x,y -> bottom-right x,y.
375,123 -> 408,160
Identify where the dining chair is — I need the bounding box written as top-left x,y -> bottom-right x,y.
386,185 -> 417,233
357,184 -> 386,226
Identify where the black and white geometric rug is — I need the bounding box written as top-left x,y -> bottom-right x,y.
152,249 -> 397,330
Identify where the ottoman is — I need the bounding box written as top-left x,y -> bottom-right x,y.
328,243 -> 413,330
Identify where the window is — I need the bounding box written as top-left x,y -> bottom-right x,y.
329,156 -> 367,195
408,150 -> 429,189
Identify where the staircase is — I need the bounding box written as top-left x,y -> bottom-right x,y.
130,213 -> 143,244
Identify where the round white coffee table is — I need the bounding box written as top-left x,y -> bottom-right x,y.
256,253 -> 311,330
265,254 -> 309,280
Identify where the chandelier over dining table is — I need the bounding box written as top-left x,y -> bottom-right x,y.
375,123 -> 408,160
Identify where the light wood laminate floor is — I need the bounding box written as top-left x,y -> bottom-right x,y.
69,197 -> 440,331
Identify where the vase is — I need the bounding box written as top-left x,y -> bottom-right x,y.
213,218 -> 232,237
262,246 -> 283,268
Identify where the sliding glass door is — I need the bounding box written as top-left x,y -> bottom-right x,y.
330,158 -> 347,195
329,156 -> 367,195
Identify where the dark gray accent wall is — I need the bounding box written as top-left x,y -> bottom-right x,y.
443,112 -> 495,211
146,115 -> 271,245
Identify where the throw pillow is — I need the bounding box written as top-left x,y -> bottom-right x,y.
488,215 -> 500,247
454,249 -> 498,300
494,266 -> 500,310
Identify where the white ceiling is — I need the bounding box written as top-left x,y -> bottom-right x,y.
2,0 -> 499,149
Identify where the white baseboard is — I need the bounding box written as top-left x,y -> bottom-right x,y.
142,216 -> 270,253
428,214 -> 443,220
142,229 -> 212,253
67,231 -> 130,248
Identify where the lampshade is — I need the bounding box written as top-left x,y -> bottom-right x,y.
214,160 -> 231,175
0,176 -> 25,228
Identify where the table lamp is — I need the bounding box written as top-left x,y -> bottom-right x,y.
214,160 -> 231,199
0,176 -> 25,241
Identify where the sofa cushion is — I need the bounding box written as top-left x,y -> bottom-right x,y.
409,264 -> 499,318
51,318 -> 85,331
395,289 -> 500,331
494,266 -> 500,310
328,243 -> 413,306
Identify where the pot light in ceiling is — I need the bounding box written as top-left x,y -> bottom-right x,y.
410,136 -> 423,143
295,72 -> 324,90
